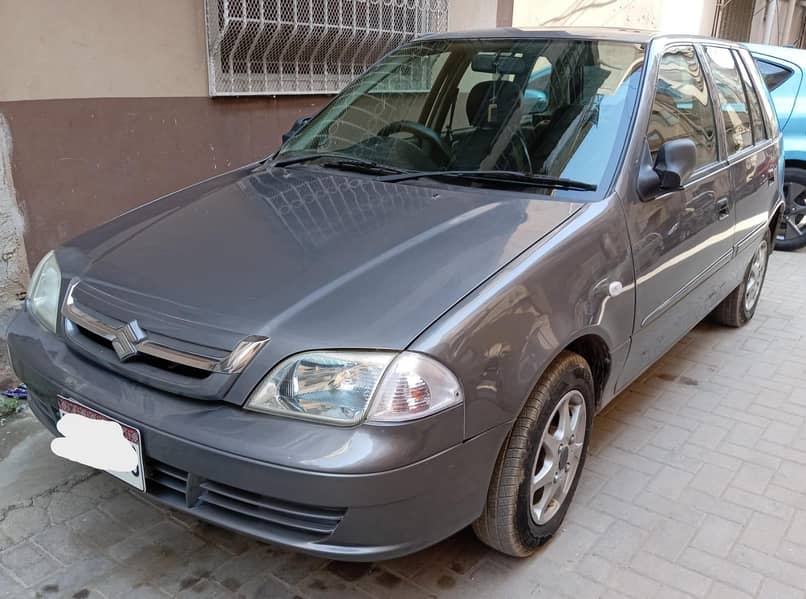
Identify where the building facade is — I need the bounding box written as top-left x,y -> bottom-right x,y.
511,0 -> 805,46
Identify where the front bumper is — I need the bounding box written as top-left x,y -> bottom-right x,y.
8,311 -> 509,560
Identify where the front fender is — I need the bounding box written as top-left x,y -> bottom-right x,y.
411,195 -> 635,439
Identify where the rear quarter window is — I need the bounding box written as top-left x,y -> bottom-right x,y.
755,59 -> 794,91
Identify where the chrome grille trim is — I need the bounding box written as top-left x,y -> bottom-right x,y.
62,280 -> 269,374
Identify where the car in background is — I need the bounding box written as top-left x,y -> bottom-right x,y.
748,43 -> 806,249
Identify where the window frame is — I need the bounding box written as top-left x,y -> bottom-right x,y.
624,38 -> 781,202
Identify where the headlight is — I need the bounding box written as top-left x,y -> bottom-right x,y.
245,351 -> 463,425
27,251 -> 61,333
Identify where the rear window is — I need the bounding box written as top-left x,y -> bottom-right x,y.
755,59 -> 794,91
704,46 -> 753,155
735,51 -> 767,143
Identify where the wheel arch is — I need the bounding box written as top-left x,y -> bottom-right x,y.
564,333 -> 612,410
769,201 -> 784,244
776,159 -> 804,247
512,331 -> 614,418
784,158 -> 806,171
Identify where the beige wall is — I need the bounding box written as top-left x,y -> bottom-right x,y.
448,0 -> 501,31
659,0 -> 717,35
749,0 -> 805,45
0,0 -> 208,101
750,0 -> 773,43
1,0 -> 511,102
512,0 -> 717,35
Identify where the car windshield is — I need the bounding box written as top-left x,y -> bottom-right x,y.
277,37 -> 646,193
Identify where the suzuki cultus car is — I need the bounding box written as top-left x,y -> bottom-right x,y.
9,28 -> 782,559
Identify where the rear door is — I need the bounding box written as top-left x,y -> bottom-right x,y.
618,44 -> 734,388
702,45 -> 776,255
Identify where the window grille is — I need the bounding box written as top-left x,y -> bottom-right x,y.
203,0 -> 449,96
712,0 -> 754,41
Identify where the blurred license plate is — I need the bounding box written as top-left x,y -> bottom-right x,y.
57,396 -> 146,491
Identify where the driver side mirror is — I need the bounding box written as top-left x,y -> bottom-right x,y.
282,116 -> 312,144
637,138 -> 697,201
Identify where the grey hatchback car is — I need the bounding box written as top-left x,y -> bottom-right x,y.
9,28 -> 782,560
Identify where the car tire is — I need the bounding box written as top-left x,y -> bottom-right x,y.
472,350 -> 594,557
711,231 -> 770,328
776,167 -> 806,251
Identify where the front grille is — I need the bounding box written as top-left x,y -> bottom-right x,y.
63,280 -> 268,379
59,279 -> 270,402
73,324 -> 211,379
146,460 -> 345,541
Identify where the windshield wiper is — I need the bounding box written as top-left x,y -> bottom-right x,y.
379,170 -> 597,192
270,152 -> 405,175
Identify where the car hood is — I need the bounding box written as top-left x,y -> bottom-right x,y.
63,164 -> 582,355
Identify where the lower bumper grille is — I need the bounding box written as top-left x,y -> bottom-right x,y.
146,459 -> 345,541
27,391 -> 345,543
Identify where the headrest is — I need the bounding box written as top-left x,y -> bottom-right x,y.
466,80 -> 522,128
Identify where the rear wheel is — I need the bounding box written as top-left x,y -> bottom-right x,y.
776,167 -> 806,251
472,351 -> 594,556
712,231 -> 770,327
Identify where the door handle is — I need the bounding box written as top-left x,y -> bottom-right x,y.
716,197 -> 730,220
767,167 -> 776,184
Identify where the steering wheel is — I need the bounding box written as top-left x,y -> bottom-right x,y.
377,120 -> 453,164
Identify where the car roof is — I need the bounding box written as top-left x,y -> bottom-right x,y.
419,26 -> 747,47
744,42 -> 806,66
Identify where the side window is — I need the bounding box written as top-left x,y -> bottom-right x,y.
647,45 -> 717,169
755,59 -> 794,91
734,51 -> 767,143
704,46 -> 753,155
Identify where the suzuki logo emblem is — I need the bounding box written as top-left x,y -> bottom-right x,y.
111,320 -> 146,361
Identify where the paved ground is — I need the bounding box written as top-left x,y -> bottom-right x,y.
4,249 -> 806,599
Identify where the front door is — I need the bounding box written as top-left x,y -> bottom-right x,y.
618,44 -> 734,389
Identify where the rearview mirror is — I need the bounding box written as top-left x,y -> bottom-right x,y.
282,116 -> 312,144
637,139 -> 697,201
471,52 -> 530,75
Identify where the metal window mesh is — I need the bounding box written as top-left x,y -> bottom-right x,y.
204,0 -> 449,96
711,0 -> 754,41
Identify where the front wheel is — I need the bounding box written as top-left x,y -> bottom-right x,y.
472,351 -> 594,556
777,167 -> 806,251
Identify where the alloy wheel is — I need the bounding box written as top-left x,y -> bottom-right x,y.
744,239 -> 768,313
780,180 -> 806,242
530,389 -> 587,525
